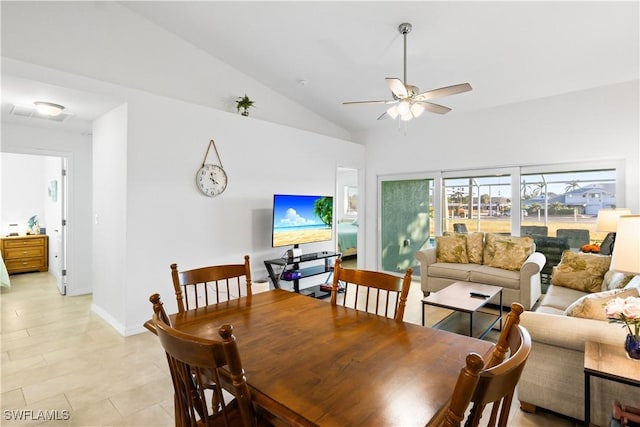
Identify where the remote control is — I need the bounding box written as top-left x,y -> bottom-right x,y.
470,292 -> 490,298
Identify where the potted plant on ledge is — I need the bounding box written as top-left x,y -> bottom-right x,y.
236,94 -> 255,116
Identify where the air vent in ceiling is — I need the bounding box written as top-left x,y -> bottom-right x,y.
9,104 -> 73,123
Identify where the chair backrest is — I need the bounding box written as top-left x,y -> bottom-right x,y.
440,322 -> 532,427
152,295 -> 256,427
171,255 -> 252,312
556,229 -> 590,249
520,225 -> 548,237
330,258 -> 412,321
453,223 -> 469,234
144,293 -> 171,335
484,303 -> 524,369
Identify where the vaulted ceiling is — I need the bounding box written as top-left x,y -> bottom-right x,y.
2,1 -> 638,137
122,1 -> 639,133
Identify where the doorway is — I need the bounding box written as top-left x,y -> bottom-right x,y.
336,167 -> 359,266
1,153 -> 67,294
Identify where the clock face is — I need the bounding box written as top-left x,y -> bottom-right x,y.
196,164 -> 227,197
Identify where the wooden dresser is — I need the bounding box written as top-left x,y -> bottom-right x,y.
0,235 -> 49,274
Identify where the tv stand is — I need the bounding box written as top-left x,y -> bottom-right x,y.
264,251 -> 342,298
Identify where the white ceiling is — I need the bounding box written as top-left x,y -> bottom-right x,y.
121,1 -> 639,134
2,1 -> 638,136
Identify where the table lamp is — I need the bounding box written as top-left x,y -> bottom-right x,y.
610,215 -> 640,275
596,208 -> 632,255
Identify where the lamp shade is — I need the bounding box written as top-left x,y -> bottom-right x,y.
595,208 -> 632,232
610,215 -> 640,275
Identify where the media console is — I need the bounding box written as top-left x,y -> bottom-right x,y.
264,251 -> 342,298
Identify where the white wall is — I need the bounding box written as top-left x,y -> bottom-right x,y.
1,124 -> 93,295
1,153 -> 46,234
112,90 -> 364,335
358,80 -> 640,270
91,103 -> 129,328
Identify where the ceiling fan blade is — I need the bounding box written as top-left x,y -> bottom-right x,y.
418,101 -> 451,115
414,83 -> 472,102
386,78 -> 408,98
342,100 -> 395,105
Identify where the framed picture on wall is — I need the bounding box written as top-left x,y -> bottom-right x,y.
344,186 -> 357,215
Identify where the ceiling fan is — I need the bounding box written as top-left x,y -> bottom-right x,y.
343,22 -> 472,121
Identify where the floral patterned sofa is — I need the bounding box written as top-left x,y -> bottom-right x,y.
518,251 -> 640,426
415,232 -> 546,310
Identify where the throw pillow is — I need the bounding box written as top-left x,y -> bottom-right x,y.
483,233 -> 534,271
624,275 -> 640,291
436,234 -> 469,264
601,270 -> 636,292
564,287 -> 639,320
551,251 -> 612,293
466,232 -> 484,264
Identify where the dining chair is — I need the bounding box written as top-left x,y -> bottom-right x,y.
484,303 -> 524,369
556,228 -> 590,250
439,321 -> 532,427
453,223 -> 469,234
151,295 -> 259,427
330,258 -> 412,321
171,255 -> 252,312
143,293 -> 171,335
520,225 -> 548,237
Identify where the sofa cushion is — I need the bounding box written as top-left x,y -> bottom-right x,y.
564,287 -> 639,320
483,233 -> 534,271
601,270 -> 635,291
469,265 -> 520,290
551,251 -> 611,293
534,305 -> 566,316
436,234 -> 469,263
540,284 -> 589,311
466,232 -> 484,264
428,263 -> 472,281
623,275 -> 640,290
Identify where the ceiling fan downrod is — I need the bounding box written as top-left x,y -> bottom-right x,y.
398,23 -> 412,86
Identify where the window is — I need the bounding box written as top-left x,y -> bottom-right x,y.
376,161 -> 624,271
520,169 -> 618,244
442,173 -> 512,234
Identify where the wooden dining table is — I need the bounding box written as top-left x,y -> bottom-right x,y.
167,289 -> 494,426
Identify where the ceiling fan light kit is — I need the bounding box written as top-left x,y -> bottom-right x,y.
343,22 -> 472,123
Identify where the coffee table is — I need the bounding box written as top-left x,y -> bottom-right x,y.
421,281 -> 503,339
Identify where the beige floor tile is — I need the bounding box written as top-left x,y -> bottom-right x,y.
1,388 -> 26,410
105,403 -> 173,427
1,270 -> 580,426
108,377 -> 172,417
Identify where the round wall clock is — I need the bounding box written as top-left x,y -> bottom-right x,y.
196,164 -> 227,197
197,139 -> 227,197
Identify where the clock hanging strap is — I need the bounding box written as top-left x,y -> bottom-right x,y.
201,139 -> 224,169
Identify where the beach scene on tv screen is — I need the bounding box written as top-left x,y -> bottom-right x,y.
273,195 -> 333,247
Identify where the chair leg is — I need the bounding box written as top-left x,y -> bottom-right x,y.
519,401 -> 537,414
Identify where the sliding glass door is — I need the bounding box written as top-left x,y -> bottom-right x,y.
380,178 -> 434,275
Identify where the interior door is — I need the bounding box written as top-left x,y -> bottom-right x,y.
52,158 -> 67,295
380,178 -> 433,275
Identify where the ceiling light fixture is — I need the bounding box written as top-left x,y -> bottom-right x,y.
34,102 -> 65,117
343,22 -> 472,124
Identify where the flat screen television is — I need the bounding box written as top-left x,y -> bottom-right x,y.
272,194 -> 334,248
